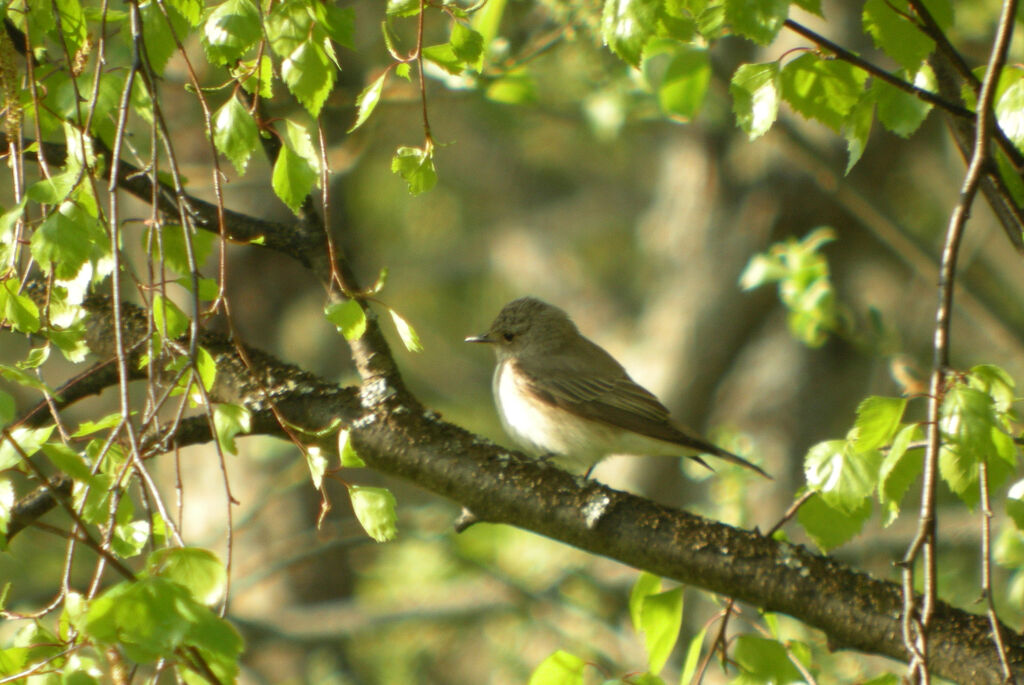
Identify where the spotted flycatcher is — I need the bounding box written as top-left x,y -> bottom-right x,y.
466,297 -> 770,478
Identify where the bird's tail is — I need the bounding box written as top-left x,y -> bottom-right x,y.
709,447 -> 772,479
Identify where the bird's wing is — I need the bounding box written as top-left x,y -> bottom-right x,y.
514,349 -> 773,478
513,355 -> 721,452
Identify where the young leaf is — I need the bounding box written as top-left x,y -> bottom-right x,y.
798,491 -> 871,551
843,91 -> 875,173
450,22 -> 484,65
527,650 -> 585,685
872,74 -> 932,138
40,443 -> 94,481
0,425 -> 55,470
0,391 -> 13,425
732,635 -> 804,682
643,41 -> 710,121
349,71 -> 388,133
725,0 -> 788,46
601,0 -> 659,67
2,280 -> 40,334
862,0 -> 935,73
852,396 -> 907,451
730,62 -> 781,140
147,547 -> 228,606
680,626 -> 708,685
153,293 -> 189,340
213,403 -> 251,455
349,485 -> 398,542
282,40 -> 336,118
325,299 -> 367,341
389,308 -> 423,352
272,144 -> 318,214
213,96 -> 260,174
804,439 -> 882,514
338,428 -> 367,467
629,571 -> 661,631
780,53 -> 868,132
202,0 -> 261,65
639,587 -> 683,673
391,145 -> 437,195
878,423 -> 922,526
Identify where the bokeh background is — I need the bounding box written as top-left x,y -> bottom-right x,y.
5,0 -> 1024,682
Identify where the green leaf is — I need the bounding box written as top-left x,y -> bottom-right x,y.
147,548 -> 227,606
680,625 -> 708,685
167,0 -> 203,25
422,43 -> 465,75
325,299 -> 367,340
878,423 -> 922,526
730,62 -> 780,140
41,443 -> 94,481
725,0 -> 788,45
853,396 -> 907,451
391,145 -> 437,195
305,446 -> 328,489
389,308 -> 423,352
317,4 -> 355,47
601,0 -> 660,68
148,224 -> 216,276
805,439 -> 882,514
528,650 -> 585,685
780,53 -> 868,132
733,635 -> 804,683
272,144 -> 318,214
195,346 -> 217,394
0,425 -> 55,470
233,55 -> 275,98
153,293 -> 189,340
451,22 -> 484,65
142,1 -> 191,76
112,518 -> 151,558
940,385 -> 997,461
349,485 -> 398,542
629,571 -> 661,630
213,96 -> 260,174
843,90 -> 874,173
1,280 -> 40,334
282,40 -> 336,118
202,0 -> 261,65
53,0 -> 87,53
349,71 -> 388,133
486,73 -> 537,105
30,202 -> 106,281
72,412 -> 126,437
862,0 -> 934,73
0,364 -> 52,393
338,428 -> 367,467
969,363 -> 1017,414
798,491 -> 871,551
26,170 -> 77,204
871,71 -> 933,138
639,587 -> 683,673
213,403 -> 251,455
642,41 -> 709,121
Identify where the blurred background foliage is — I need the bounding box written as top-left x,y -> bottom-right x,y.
5,0 -> 1024,681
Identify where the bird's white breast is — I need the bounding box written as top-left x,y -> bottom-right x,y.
493,361 -> 620,471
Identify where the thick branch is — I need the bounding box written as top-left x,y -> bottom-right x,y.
7,296 -> 1022,681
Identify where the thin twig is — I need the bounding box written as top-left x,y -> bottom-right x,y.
900,1 -> 1019,681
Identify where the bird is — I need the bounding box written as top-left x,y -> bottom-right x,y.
465,297 -> 770,479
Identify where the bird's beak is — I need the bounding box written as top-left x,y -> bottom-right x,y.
464,332 -> 494,344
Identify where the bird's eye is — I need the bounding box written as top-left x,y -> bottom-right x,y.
503,332 -> 515,342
